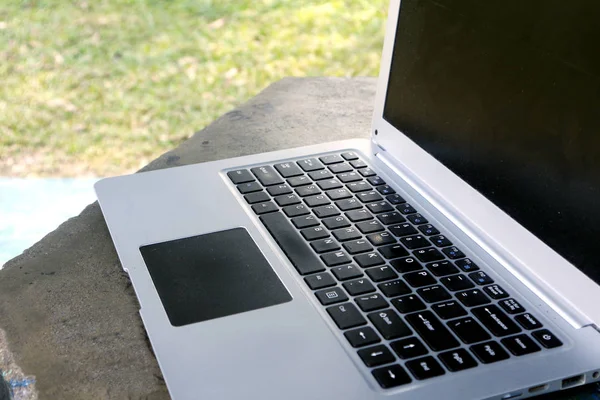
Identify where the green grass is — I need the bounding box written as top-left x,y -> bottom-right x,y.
0,0 -> 387,176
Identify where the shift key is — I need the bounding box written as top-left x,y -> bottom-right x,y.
405,311 -> 460,351
251,166 -> 284,186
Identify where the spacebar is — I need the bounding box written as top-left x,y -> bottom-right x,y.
260,212 -> 326,275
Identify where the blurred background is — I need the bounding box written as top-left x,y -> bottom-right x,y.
0,0 -> 387,266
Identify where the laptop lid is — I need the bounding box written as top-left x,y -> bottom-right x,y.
371,0 -> 600,326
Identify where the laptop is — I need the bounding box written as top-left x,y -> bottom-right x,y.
95,0 -> 600,399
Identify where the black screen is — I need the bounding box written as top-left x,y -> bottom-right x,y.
384,0 -> 600,285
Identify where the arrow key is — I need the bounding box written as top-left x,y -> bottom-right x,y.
344,326 -> 381,348
358,345 -> 396,367
372,364 -> 412,388
391,337 -> 428,359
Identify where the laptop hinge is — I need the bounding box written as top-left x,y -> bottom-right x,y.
374,149 -> 592,329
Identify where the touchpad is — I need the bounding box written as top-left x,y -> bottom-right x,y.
140,228 -> 292,327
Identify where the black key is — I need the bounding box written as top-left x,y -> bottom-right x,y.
470,341 -> 510,364
386,194 -> 406,204
378,279 -> 411,297
296,184 -> 321,197
390,257 -> 423,273
356,293 -> 389,312
515,313 -> 543,330
455,258 -> 479,272
310,238 -> 340,253
345,326 -> 380,348
366,231 -> 396,246
448,317 -> 491,344
354,252 -> 385,268
283,204 -> 310,217
406,311 -> 460,352
483,284 -> 509,299
319,154 -> 344,164
356,220 -> 384,234
397,203 -> 417,214
244,191 -> 270,204
252,201 -> 278,215
326,302 -> 366,329
347,181 -> 372,193
341,151 -> 359,161
366,201 -> 394,214
502,334 -> 541,356
358,167 -> 376,177
342,239 -> 373,254
377,212 -> 406,225
288,175 -> 311,187
499,298 -> 525,314
326,188 -> 352,200
365,265 -> 398,282
323,215 -> 351,230
313,204 -> 340,218
391,337 -> 428,359
406,213 -> 428,225
389,223 -> 418,237
418,224 -> 440,236
308,169 -> 334,181
315,287 -> 348,305
367,176 -> 386,186
275,194 -> 301,206
391,295 -> 426,314
251,166 -> 283,186
227,169 -> 254,184
442,246 -> 465,259
357,191 -> 383,203
267,184 -> 292,196
426,261 -> 459,277
376,185 -> 396,195
350,159 -> 368,169
335,198 -> 362,211
292,215 -> 319,229
238,181 -> 262,194
429,235 -> 452,247
368,309 -> 412,339
417,285 -> 452,303
440,274 -> 475,291
400,235 -> 430,250
472,305 -> 521,337
532,329 -> 562,348
328,163 -> 353,174
378,244 -> 409,260
332,227 -> 362,242
260,212 -> 325,275
469,271 -> 494,285
406,356 -> 445,380
331,264 -> 363,281
432,300 -> 468,320
358,345 -> 395,367
456,289 -> 491,307
404,270 -> 436,288
274,162 -> 304,178
301,226 -> 329,241
372,365 -> 412,389
304,272 -> 336,290
346,209 -> 373,222
338,172 -> 363,183
321,250 -> 352,266
413,248 -> 445,262
438,349 -> 478,372
343,278 -> 376,296
317,178 -> 343,190
297,158 -> 324,172
304,194 -> 330,207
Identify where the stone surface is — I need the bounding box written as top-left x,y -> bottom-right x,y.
0,77 -> 376,399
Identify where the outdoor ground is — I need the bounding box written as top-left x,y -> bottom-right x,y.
0,0 -> 386,177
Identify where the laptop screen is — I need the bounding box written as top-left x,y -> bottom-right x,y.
383,0 -> 600,285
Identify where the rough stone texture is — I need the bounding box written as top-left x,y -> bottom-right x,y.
0,77 -> 376,399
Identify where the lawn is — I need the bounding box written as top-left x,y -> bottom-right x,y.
0,0 -> 387,177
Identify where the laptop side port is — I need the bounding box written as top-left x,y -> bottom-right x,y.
561,374 -> 585,389
528,384 -> 549,394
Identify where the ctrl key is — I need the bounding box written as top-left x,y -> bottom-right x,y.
372,364 -> 412,388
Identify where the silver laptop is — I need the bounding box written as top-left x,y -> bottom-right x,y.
95,1 -> 600,399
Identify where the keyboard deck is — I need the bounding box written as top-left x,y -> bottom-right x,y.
226,151 -> 563,389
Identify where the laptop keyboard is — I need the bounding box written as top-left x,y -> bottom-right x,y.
227,151 -> 563,389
